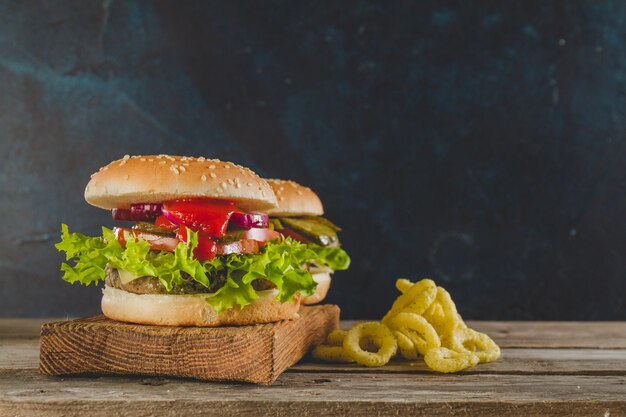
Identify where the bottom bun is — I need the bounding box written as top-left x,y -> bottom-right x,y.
302,273 -> 331,305
101,286 -> 301,327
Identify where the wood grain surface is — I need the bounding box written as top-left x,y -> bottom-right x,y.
1,320 -> 625,416
466,321 -> 626,349
1,370 -> 625,417
39,305 -> 339,384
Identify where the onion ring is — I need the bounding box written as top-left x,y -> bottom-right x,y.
383,279 -> 437,323
387,312 -> 441,355
424,347 -> 479,373
343,322 -> 397,367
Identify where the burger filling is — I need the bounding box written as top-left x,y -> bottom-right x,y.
56,198 -> 350,312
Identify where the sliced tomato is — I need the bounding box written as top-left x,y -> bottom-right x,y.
217,228 -> 281,247
216,239 -> 259,255
114,227 -> 179,252
154,215 -> 179,231
176,227 -> 217,261
239,228 -> 282,245
279,227 -> 311,243
162,198 -> 241,237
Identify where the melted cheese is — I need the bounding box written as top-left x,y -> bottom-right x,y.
118,269 -> 141,284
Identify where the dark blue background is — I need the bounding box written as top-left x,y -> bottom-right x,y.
1,1 -> 625,319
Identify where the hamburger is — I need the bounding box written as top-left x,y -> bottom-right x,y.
55,155 -> 350,326
265,179 -> 348,305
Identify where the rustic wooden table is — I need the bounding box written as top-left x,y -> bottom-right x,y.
1,319 -> 625,416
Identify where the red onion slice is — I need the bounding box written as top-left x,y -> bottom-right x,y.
112,208 -> 133,221
130,203 -> 162,221
229,212 -> 269,229
112,203 -> 162,222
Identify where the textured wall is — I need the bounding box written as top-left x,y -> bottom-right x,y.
1,1 -> 625,319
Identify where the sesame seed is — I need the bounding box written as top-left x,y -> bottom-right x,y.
123,154 -> 130,159
198,156 -> 205,161
210,172 -> 217,178
119,160 -> 127,166
209,164 -> 216,169
236,183 -> 242,188
224,165 -> 231,169
124,174 -> 129,180
280,196 -> 285,201
102,166 -> 108,171
140,158 -> 146,161
148,158 -> 154,162
247,182 -> 252,187
170,166 -> 179,174
158,161 -> 166,165
279,186 -> 285,191
179,166 -> 186,172
217,186 -> 224,193
221,181 -> 227,188
227,179 -> 234,185
297,190 -> 303,195
156,155 -> 163,159
181,156 -> 189,161
201,175 -> 207,182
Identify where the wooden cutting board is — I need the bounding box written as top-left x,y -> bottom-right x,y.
39,304 -> 339,384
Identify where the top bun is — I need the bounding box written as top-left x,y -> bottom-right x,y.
265,179 -> 324,217
85,155 -> 278,212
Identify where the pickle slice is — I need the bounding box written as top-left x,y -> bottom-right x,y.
279,217 -> 339,246
132,222 -> 177,236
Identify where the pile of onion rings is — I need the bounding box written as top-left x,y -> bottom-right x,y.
312,278 -> 501,372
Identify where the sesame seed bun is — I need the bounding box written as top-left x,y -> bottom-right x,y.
84,155 -> 278,212
265,179 -> 324,217
101,286 -> 301,326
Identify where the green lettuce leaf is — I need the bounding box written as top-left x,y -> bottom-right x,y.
55,224 -> 350,313
55,224 -> 123,286
308,244 -> 351,271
